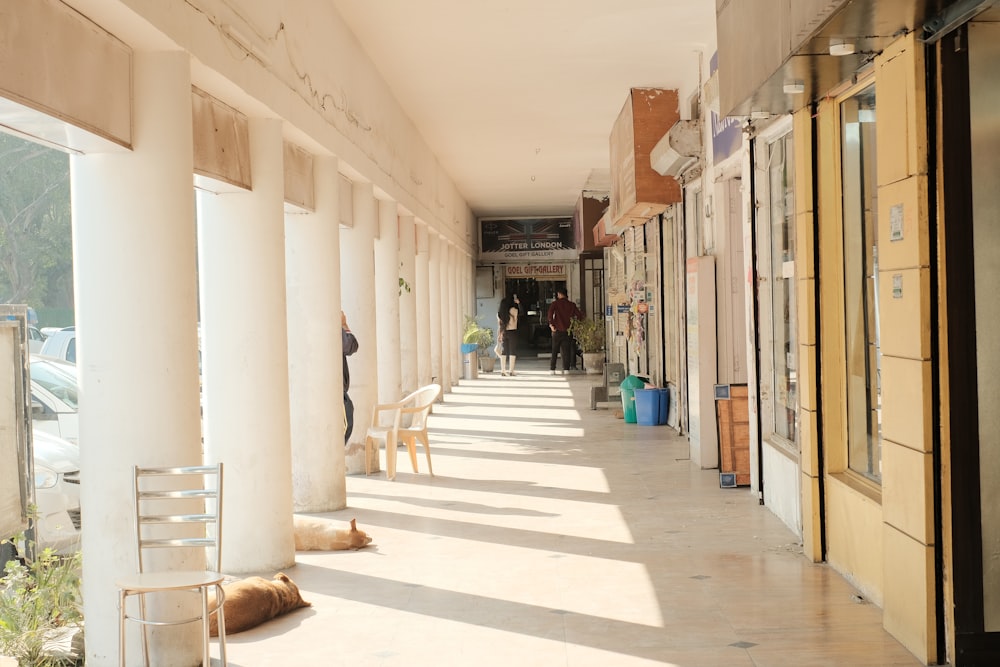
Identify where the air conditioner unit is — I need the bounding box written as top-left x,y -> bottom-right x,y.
650,119 -> 702,178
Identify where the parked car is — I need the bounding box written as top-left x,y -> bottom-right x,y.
30,429 -> 82,555
2,429 -> 82,559
39,327 -> 76,363
30,355 -> 79,444
27,325 -> 45,353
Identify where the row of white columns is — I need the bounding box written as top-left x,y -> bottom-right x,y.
71,51 -> 470,666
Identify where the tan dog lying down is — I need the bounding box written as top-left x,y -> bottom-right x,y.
293,516 -> 373,551
209,573 -> 310,637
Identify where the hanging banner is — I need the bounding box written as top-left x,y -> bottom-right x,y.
479,217 -> 576,261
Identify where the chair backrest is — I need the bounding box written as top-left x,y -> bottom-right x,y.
131,463 -> 223,573
401,383 -> 441,431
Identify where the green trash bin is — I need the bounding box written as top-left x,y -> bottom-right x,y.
620,375 -> 647,423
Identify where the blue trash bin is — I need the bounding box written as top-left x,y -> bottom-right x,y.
635,388 -> 660,425
657,388 -> 670,425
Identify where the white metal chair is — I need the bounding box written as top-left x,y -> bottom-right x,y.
365,383 -> 441,480
116,464 -> 227,667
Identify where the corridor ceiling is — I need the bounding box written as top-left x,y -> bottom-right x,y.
330,0 -> 718,219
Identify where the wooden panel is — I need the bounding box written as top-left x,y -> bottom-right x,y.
718,384 -> 751,485
0,0 -> 132,150
192,87 -> 252,191
283,141 -> 315,212
609,89 -> 681,233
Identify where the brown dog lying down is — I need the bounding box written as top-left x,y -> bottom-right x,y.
209,572 -> 310,637
293,516 -> 373,551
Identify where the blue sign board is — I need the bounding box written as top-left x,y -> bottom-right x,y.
710,52 -> 742,163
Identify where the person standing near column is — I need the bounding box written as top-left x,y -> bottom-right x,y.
547,287 -> 582,375
342,311 -> 359,440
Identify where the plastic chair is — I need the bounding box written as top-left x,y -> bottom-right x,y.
116,464 -> 227,667
365,383 -> 442,480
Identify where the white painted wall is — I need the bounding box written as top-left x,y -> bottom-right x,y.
762,445 -> 803,537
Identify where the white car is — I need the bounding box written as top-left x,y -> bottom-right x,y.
38,327 -> 76,364
31,429 -> 82,555
27,325 -> 45,353
30,355 -> 79,444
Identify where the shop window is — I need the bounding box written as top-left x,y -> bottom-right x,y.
840,85 -> 882,482
765,132 -> 798,445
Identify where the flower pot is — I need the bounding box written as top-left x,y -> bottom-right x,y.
479,356 -> 496,373
583,352 -> 604,374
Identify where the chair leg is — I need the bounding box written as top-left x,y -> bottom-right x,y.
364,436 -> 373,475
139,592 -> 150,667
216,584 -> 228,666
119,589 -> 127,667
387,435 -> 397,480
407,436 -> 419,473
201,587 -> 211,667
420,432 -> 434,476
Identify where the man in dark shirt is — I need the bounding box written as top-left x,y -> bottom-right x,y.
342,311 -> 360,440
546,288 -> 582,375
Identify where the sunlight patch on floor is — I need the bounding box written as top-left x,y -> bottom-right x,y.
430,415 -> 585,438
363,529 -> 662,627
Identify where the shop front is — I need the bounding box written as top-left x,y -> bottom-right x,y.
476,216 -> 580,354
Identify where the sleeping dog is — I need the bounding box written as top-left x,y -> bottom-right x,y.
209,572 -> 310,636
293,516 -> 373,551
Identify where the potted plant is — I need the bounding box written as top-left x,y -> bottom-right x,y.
462,316 -> 495,376
569,316 -> 606,375
0,534 -> 84,666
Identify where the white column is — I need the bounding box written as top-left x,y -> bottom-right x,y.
427,233 -> 443,386
415,223 -> 432,387
439,237 -> 453,389
73,51 -> 203,666
374,199 -> 401,403
287,155 -> 345,511
448,244 -> 460,384
341,182 -> 378,472
398,214 -> 418,394
198,117 -> 295,572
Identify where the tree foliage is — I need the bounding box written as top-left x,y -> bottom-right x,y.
0,132 -> 72,308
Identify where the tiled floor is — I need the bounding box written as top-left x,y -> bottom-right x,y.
218,359 -> 922,667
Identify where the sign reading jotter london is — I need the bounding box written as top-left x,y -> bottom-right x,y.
479,217 -> 576,261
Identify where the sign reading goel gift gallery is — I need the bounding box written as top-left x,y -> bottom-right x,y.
479,217 -> 576,261
504,264 -> 567,281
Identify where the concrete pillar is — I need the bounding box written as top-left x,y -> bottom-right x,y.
287,155 -> 345,511
72,51 -> 203,666
341,182 -> 378,472
415,223 -> 432,387
398,214 -> 418,394
374,199 -> 401,403
197,117 -> 295,573
428,233 -> 443,386
447,243 -> 459,385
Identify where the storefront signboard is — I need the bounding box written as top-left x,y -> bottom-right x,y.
479,217 -> 576,261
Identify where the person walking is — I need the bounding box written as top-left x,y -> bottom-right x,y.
547,287 -> 582,375
497,293 -> 522,376
342,310 -> 359,441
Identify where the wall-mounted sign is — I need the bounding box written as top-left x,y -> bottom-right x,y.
710,53 -> 742,163
479,217 -> 576,261
503,264 -> 567,280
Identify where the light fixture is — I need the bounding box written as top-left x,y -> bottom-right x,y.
829,39 -> 856,56
783,81 -> 805,95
